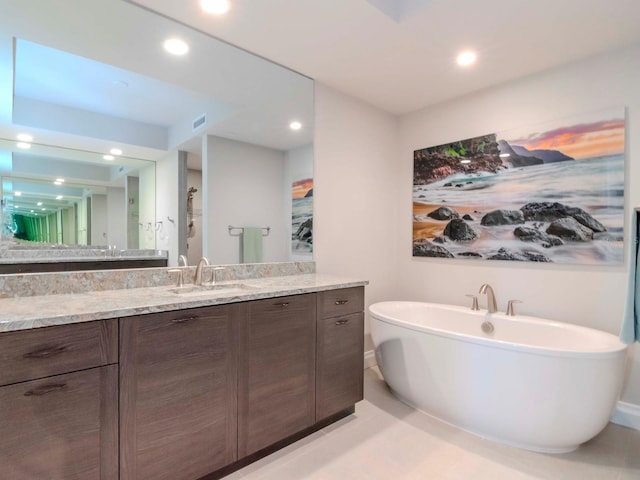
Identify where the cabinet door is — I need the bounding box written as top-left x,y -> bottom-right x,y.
120,305 -> 238,480
238,294 -> 317,457
0,365 -> 118,480
316,312 -> 364,420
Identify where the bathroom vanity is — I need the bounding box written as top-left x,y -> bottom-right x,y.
0,265 -> 365,480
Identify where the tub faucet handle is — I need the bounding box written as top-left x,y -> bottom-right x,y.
506,299 -> 522,316
465,294 -> 480,311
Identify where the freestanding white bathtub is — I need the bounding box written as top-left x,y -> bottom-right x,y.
369,301 -> 627,453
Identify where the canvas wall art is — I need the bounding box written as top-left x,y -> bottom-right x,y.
413,107 -> 625,264
292,178 -> 313,253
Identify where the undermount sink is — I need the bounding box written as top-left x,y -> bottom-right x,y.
168,283 -> 257,295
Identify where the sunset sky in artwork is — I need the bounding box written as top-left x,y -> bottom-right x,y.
501,109 -> 625,160
292,178 -> 313,199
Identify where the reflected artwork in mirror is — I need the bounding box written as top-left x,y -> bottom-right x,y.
0,0 -> 314,268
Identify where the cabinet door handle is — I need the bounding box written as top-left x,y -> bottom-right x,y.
23,345 -> 67,359
273,302 -> 289,308
24,383 -> 67,397
171,317 -> 196,324
335,319 -> 350,325
334,300 -> 349,305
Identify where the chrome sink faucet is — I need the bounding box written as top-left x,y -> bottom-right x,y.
479,284 -> 498,313
194,257 -> 210,286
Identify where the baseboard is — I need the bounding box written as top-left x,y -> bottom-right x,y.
610,401 -> 640,431
364,349 -> 377,369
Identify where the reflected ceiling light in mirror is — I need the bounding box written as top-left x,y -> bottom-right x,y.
163,37 -> 190,56
289,121 -> 302,131
17,133 -> 33,142
16,142 -> 31,149
456,50 -> 477,67
37,202 -> 43,206
14,191 -> 21,196
56,195 -> 63,200
103,154 -> 115,160
200,0 -> 231,15
109,148 -> 123,155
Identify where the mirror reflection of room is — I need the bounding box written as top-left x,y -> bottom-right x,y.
0,0 -> 314,267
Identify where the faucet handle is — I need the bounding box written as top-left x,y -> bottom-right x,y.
506,299 -> 522,316
168,269 -> 184,288
211,266 -> 226,285
465,294 -> 480,311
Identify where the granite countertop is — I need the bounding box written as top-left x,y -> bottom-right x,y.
0,274 -> 367,333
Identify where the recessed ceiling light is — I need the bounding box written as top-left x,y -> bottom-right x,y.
17,133 -> 33,142
56,178 -> 65,183
456,50 -> 477,67
54,181 -> 62,185
41,208 -> 46,211
15,205 -> 19,209
14,191 -> 21,196
56,195 -> 63,200
163,37 -> 189,56
109,148 -> 123,156
37,202 -> 43,206
200,0 -> 230,15
289,121 -> 302,131
103,154 -> 115,161
30,210 -> 34,213
16,142 -> 31,149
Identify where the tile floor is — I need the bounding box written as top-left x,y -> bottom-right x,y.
227,368 -> 640,480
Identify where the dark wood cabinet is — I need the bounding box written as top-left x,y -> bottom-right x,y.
316,288 -> 365,420
0,319 -> 117,387
238,293 -> 317,457
119,305 -> 239,480
0,319 -> 118,480
0,365 -> 118,480
0,285 -> 365,480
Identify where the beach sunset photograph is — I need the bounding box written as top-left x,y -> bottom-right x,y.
412,107 -> 625,264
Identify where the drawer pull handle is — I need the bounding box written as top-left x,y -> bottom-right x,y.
23,345 -> 67,359
24,383 -> 67,397
273,302 -> 290,308
335,300 -> 349,305
335,319 -> 350,325
171,317 -> 196,324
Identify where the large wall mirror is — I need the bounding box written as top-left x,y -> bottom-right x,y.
0,0 -> 314,267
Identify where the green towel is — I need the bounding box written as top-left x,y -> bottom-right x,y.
242,227 -> 263,263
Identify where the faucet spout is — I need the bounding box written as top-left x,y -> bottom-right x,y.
194,257 -> 210,285
479,283 -> 498,313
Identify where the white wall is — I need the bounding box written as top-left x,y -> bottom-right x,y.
155,151 -> 180,265
314,84 -> 400,341
139,164 -> 156,249
106,187 -> 126,248
203,135 -> 288,265
285,143 -> 314,262
397,44 -> 640,406
90,193 -> 107,246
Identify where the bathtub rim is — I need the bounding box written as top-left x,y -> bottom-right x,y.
369,301 -> 627,360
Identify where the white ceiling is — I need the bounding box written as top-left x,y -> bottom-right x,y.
131,0 -> 640,115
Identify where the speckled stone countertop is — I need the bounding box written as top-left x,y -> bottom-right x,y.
0,271 -> 368,333
0,248 -> 168,264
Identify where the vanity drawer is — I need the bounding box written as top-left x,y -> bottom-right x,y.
0,320 -> 117,387
317,287 -> 364,319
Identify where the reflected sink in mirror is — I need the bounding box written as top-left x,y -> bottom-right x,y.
168,283 -> 258,296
